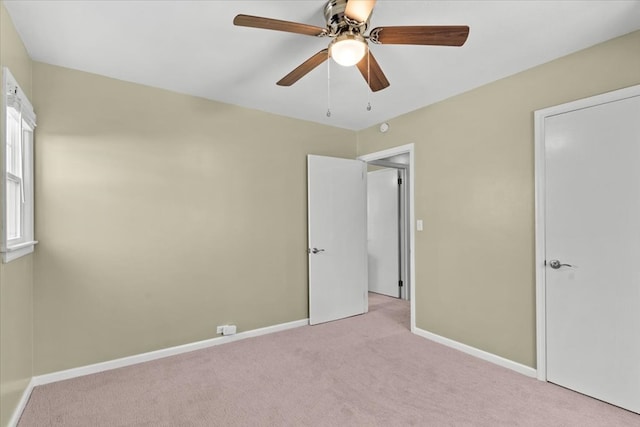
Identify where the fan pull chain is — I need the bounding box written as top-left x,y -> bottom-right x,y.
366,49 -> 372,112
326,51 -> 331,118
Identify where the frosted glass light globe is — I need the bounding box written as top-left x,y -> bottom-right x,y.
330,34 -> 367,67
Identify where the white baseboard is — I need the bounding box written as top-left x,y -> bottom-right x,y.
33,318 -> 309,386
15,320 -> 533,425
8,377 -> 36,427
413,327 -> 537,378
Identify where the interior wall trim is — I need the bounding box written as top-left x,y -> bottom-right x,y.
413,327 -> 537,378
7,378 -> 36,427
32,318 -> 309,387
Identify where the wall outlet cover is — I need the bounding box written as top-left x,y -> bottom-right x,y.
222,325 -> 237,335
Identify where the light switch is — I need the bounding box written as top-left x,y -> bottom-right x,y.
416,220 -> 423,231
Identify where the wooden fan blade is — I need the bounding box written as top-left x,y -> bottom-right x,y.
370,26 -> 469,46
355,50 -> 389,92
277,49 -> 329,86
233,14 -> 327,37
344,0 -> 377,23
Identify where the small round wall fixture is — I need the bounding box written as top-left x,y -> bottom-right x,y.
379,122 -> 390,133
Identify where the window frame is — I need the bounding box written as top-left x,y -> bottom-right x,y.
2,67 -> 37,263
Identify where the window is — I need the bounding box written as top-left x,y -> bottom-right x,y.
2,67 -> 36,262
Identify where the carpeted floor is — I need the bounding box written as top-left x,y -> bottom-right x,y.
18,293 -> 640,426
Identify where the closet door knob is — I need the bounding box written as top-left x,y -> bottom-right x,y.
549,259 -> 574,269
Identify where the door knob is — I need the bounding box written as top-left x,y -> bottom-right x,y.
549,259 -> 574,269
311,248 -> 325,254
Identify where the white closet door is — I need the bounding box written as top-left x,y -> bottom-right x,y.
545,94 -> 640,414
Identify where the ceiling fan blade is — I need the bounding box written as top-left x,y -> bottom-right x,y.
355,50 -> 389,92
370,26 -> 469,46
344,0 -> 377,23
233,14 -> 327,37
277,49 -> 330,86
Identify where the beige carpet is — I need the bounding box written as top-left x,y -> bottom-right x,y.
18,293 -> 640,426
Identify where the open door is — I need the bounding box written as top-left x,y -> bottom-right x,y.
367,168 -> 400,298
308,155 -> 368,325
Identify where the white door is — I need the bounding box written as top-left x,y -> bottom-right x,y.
308,155 -> 368,325
545,94 -> 640,413
367,168 -> 399,298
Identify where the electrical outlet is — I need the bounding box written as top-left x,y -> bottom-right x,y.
222,325 -> 237,335
216,324 -> 237,335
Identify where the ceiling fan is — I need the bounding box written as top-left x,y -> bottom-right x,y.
233,0 -> 469,92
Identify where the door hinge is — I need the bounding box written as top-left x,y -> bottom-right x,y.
398,177 -> 403,185
399,280 -> 403,288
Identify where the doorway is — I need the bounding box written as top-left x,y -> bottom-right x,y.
366,159 -> 409,300
359,144 -> 415,331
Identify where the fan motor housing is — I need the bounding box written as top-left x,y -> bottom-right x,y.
324,0 -> 367,35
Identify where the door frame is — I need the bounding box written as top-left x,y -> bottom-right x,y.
358,143 -> 416,331
534,84 -> 640,381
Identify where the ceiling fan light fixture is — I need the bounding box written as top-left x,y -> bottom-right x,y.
330,33 -> 367,67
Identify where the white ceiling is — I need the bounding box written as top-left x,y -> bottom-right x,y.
5,1 -> 640,130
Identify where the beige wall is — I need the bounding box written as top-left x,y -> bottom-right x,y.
32,62 -> 356,375
0,2 -> 34,426
357,30 -> 640,367
3,4 -> 639,421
